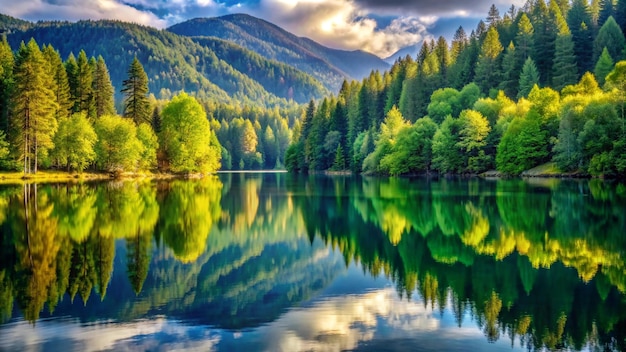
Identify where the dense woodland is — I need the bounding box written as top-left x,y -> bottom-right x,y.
2,0 -> 626,175
287,0 -> 626,177
0,35 -> 301,173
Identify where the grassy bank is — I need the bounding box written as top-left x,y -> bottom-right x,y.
0,170 -> 178,184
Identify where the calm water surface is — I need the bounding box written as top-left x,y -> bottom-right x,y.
0,173 -> 625,351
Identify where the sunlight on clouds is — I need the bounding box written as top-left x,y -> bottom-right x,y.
258,0 -> 430,57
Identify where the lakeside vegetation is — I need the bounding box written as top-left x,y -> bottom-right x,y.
286,0 -> 626,178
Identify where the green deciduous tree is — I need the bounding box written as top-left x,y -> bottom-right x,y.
458,109 -> 492,172
496,112 -> 548,174
159,92 -> 221,173
136,123 -> 158,170
432,116 -> 464,173
94,114 -> 141,172
53,112 -> 97,172
121,57 -> 151,125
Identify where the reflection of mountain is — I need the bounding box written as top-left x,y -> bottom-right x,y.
290,176 -> 626,351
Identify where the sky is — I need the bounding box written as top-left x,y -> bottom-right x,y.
0,0 -> 525,58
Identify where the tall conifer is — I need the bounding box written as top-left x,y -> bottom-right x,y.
121,57 -> 150,125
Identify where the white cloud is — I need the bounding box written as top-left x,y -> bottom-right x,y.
0,0 -> 167,27
233,0 -> 431,57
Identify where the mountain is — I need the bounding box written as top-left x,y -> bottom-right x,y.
384,44 -> 421,64
168,14 -> 390,92
1,16 -> 329,106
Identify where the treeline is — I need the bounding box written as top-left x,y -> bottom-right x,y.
0,36 -> 301,174
286,0 -> 626,177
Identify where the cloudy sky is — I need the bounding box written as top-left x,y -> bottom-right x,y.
0,0 -> 525,58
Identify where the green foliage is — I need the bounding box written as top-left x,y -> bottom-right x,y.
593,16 -> 625,63
11,38 -> 58,173
136,123 -> 158,170
594,48 -> 615,86
474,27 -> 503,93
497,112 -> 548,174
53,113 -> 97,172
518,58 -> 540,99
432,116 -> 464,173
121,57 -> 151,125
160,92 -> 221,173
458,110 -> 492,172
92,56 -> 116,118
379,117 -> 438,175
94,114 -> 141,172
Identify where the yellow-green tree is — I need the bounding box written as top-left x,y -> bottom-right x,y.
160,92 -> 221,173
11,39 -> 58,174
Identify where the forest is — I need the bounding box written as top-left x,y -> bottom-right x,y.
0,36 -> 298,173
286,0 -> 626,177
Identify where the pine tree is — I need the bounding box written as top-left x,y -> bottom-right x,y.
435,36 -> 450,84
73,50 -> 93,114
121,57 -> 151,125
515,13 -> 535,72
598,0 -> 615,27
0,37 -> 13,134
594,47 -> 614,85
617,0 -> 626,34
151,106 -> 162,133
593,16 -> 625,62
518,57 -> 540,98
11,39 -> 58,174
451,26 -> 468,62
590,0 -> 602,27
552,26 -> 579,91
474,26 -> 503,94
42,45 -> 71,121
92,56 -> 116,118
500,42 -> 519,98
568,0 -> 595,73
531,0 -> 559,84
487,4 -> 501,26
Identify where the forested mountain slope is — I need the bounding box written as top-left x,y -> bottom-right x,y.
2,17 -> 327,105
168,14 -> 390,92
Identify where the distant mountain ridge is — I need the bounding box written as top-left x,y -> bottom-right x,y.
168,14 -> 390,92
0,14 -> 330,106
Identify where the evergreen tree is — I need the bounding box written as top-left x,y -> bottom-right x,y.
0,37 -> 14,134
474,26 -> 503,93
568,0 -> 594,73
616,0 -> 626,34
598,0 -> 615,27
92,56 -> 116,118
531,0 -> 558,84
594,47 -> 615,85
121,57 -> 151,125
515,13 -> 535,73
518,57 -> 540,99
435,36 -> 450,84
593,16 -> 625,62
151,106 -> 162,133
552,28 -> 579,91
42,45 -> 71,121
487,4 -> 501,26
73,50 -> 93,114
500,42 -> 519,98
451,26 -> 468,62
11,39 -> 58,174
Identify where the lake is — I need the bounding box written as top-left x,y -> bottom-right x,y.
0,173 -> 625,351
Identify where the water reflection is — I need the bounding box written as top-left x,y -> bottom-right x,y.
0,174 -> 625,351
